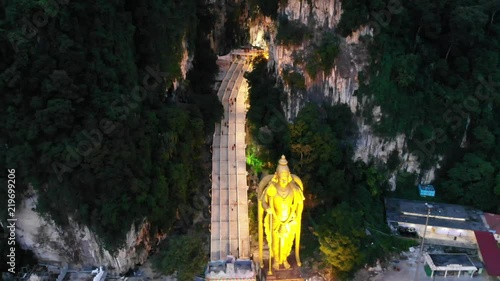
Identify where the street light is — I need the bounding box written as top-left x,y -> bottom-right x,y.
414,203 -> 433,281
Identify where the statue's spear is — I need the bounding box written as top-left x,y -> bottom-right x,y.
258,175 -> 273,269
295,217 -> 302,267
292,174 -> 305,267
258,194 -> 264,267
267,186 -> 277,275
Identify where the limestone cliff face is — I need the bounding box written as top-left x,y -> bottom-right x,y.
16,190 -> 163,273
282,0 -> 342,28
250,0 -> 436,184
208,0 -> 246,55
173,37 -> 193,90
207,0 -> 227,53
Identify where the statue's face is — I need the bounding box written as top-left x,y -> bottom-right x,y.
278,171 -> 290,188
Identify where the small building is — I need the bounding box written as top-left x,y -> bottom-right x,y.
418,184 -> 435,197
385,198 -> 489,246
423,253 -> 478,278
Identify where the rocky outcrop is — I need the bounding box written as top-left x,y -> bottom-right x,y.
207,0 -> 227,53
252,0 -> 437,184
208,0 -> 249,55
16,190 -> 163,273
173,37 -> 193,90
282,0 -> 342,28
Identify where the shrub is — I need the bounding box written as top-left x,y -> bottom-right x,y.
306,32 -> 340,77
153,234 -> 208,281
282,69 -> 306,90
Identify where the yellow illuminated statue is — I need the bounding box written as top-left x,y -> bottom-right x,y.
258,155 -> 305,273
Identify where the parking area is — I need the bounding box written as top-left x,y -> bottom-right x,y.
356,247 -> 494,281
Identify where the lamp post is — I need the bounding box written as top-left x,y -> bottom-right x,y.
414,203 -> 433,281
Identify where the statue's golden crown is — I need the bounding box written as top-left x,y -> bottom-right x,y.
276,155 -> 290,174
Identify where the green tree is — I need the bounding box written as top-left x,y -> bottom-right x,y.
316,203 -> 365,278
245,55 -> 290,167
305,32 -> 340,77
282,69 -> 306,90
153,234 -> 208,281
0,0 -> 221,251
442,153 -> 497,211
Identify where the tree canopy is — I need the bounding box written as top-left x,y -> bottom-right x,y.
0,0 -> 222,251
340,0 -> 500,212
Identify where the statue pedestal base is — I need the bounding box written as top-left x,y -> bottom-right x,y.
260,258 -> 305,281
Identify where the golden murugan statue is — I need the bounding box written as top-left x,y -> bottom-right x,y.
258,155 -> 305,273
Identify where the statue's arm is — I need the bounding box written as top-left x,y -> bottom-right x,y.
258,174 -> 275,198
294,186 -> 304,218
260,183 -> 276,215
281,187 -> 304,224
296,191 -> 304,217
261,192 -> 270,210
258,175 -> 274,209
291,174 -> 304,192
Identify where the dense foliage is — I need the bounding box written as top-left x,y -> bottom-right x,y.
289,103 -> 417,279
336,0 -> 385,37
246,57 -> 415,279
0,0 -> 222,251
152,233 -> 208,281
224,6 -> 249,53
282,69 -> 306,91
245,56 -> 290,168
340,0 -> 500,212
305,32 -> 340,77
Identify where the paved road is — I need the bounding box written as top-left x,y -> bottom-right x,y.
210,57 -> 252,261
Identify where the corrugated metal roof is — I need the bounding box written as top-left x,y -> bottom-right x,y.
385,198 -> 488,231
474,231 -> 500,276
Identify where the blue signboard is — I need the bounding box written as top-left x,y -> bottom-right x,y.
418,184 -> 435,197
